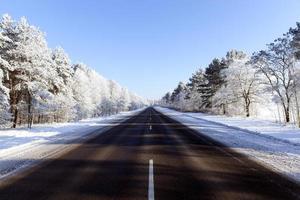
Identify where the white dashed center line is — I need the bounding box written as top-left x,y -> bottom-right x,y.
148,159 -> 155,200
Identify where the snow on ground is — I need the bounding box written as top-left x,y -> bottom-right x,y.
0,108 -> 145,180
154,106 -> 300,184
186,111 -> 300,145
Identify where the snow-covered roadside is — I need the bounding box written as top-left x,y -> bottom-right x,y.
0,108 -> 145,180
184,111 -> 300,145
154,106 -> 300,183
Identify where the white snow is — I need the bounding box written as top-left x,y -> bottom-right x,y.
0,108 -> 145,180
184,112 -> 300,145
2,106 -> 300,184
154,106 -> 300,184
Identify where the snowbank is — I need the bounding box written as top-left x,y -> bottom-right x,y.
185,111 -> 300,145
0,108 -> 145,180
154,106 -> 300,184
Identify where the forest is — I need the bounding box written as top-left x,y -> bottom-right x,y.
0,14 -> 147,128
160,22 -> 300,126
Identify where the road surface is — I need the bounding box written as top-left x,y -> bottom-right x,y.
0,107 -> 299,200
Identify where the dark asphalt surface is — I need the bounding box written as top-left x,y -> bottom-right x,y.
0,107 -> 299,200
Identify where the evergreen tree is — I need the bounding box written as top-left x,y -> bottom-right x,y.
186,69 -> 209,111
291,22 -> 300,59
170,82 -> 188,110
161,92 -> 171,105
204,58 -> 227,108
0,14 -> 55,127
51,47 -> 76,122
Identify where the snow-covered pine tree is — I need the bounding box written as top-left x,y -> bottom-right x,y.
0,14 -> 56,128
0,68 -> 11,126
161,92 -> 171,106
0,27 -> 11,126
0,14 -> 146,127
51,47 -> 76,122
186,69 -> 209,111
204,58 -> 227,109
291,23 -> 300,126
291,22 -> 300,59
72,63 -> 95,119
170,82 -> 189,111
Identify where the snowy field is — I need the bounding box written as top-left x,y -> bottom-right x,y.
0,108 -> 145,180
154,106 -> 300,183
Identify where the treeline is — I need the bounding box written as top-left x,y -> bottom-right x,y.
160,22 -> 300,125
0,14 -> 147,128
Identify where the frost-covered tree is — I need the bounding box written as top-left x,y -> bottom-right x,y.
0,24 -> 11,73
0,68 -> 11,125
158,22 -> 300,124
185,69 -> 209,111
0,14 -> 146,128
204,58 -> 227,108
291,23 -> 300,126
72,63 -> 96,119
72,64 -> 145,119
0,14 -> 55,127
107,80 -> 124,114
291,22 -> 300,59
169,82 -> 189,111
162,92 -> 171,104
117,88 -> 131,112
128,93 -> 146,110
0,27 -> 11,125
51,47 -> 76,122
216,50 -> 261,117
251,33 -> 297,123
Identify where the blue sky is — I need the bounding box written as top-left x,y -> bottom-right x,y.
1,0 -> 300,99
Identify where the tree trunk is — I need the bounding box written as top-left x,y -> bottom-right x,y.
9,72 -> 20,128
12,109 -> 18,128
30,114 -> 33,128
284,106 -> 290,123
281,96 -> 290,123
293,89 -> 300,127
291,64 -> 300,127
245,97 -> 250,117
222,103 -> 226,115
38,114 -> 41,124
27,91 -> 32,129
245,105 -> 250,117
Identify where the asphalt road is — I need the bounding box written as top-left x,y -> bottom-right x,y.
0,107 -> 299,200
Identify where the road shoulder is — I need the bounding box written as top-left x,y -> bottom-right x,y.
154,106 -> 300,184
0,108 -> 146,183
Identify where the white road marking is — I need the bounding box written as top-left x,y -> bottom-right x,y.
149,111 -> 152,132
148,159 -> 155,200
